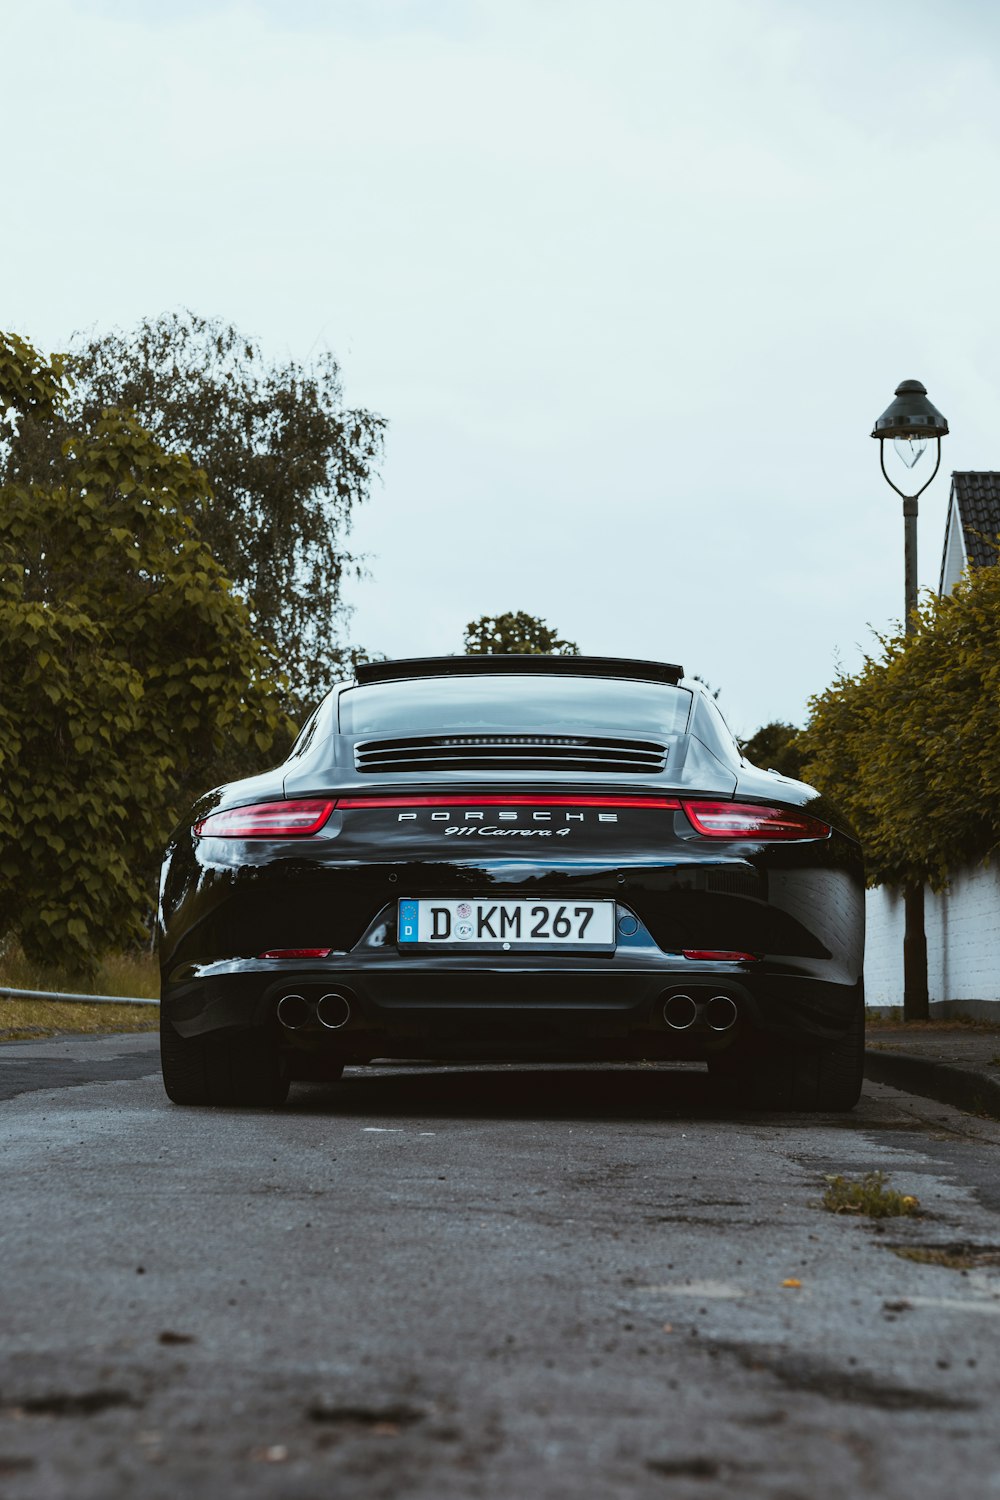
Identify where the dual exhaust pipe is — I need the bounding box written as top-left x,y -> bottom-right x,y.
663,992 -> 738,1033
280,986 -> 735,1035
277,991 -> 352,1032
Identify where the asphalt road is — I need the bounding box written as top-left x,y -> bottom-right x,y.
2,1035 -> 1000,1499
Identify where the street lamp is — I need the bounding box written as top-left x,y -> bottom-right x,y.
871,379 -> 949,1022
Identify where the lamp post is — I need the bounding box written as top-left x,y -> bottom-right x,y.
871,379 -> 950,1022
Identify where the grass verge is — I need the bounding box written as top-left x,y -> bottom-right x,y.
0,942 -> 158,1042
867,1017 -> 1000,1034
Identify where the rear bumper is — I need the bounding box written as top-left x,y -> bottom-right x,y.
159,840 -> 865,1061
161,945 -> 862,1061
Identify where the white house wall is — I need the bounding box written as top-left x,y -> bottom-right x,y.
865,863 -> 1000,1011
940,492 -> 968,596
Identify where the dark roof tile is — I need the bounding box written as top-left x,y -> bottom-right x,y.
952,472 -> 1000,570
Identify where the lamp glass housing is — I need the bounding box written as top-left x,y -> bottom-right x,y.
893,435 -> 927,469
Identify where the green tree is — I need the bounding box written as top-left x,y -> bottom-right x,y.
463,611 -> 579,655
741,721 -> 808,780
0,338 -> 292,972
798,555 -> 1000,888
0,331 -> 71,421
3,312 -> 385,704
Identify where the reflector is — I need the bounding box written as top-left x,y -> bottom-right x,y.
682,949 -> 760,962
258,947 -> 332,959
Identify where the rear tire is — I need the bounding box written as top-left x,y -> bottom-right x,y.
710,995 -> 864,1112
160,1015 -> 289,1107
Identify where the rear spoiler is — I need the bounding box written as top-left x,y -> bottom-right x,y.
353,655 -> 685,687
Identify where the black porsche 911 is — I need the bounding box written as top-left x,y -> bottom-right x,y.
158,655 -> 865,1111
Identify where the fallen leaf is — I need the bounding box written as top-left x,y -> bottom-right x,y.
781,1279 -> 802,1289
251,1446 -> 288,1463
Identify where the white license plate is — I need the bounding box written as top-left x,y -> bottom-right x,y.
397,898 -> 615,949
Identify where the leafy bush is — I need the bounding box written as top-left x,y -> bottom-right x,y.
0,336 -> 293,971
799,554 -> 1000,888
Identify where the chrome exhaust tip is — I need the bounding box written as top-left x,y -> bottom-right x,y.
705,994 -> 739,1032
316,992 -> 352,1031
276,992 -> 311,1030
663,993 -> 698,1030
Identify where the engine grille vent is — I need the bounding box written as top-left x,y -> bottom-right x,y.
354,733 -> 668,775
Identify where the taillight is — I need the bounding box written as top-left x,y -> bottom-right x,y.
335,795 -> 681,809
681,801 -> 829,841
195,799 -> 336,838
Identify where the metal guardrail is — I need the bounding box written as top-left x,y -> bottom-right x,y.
0,986 -> 158,1007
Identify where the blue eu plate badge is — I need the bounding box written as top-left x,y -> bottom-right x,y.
398,900 -> 419,943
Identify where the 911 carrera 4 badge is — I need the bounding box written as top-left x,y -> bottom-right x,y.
396,810 -> 618,837
444,825 -> 570,837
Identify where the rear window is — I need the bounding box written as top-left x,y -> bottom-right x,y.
338,675 -> 692,739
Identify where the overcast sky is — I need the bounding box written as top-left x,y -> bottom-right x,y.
4,0 -> 999,734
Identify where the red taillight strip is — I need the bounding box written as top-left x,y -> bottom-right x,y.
194,794 -> 827,840
195,799 -> 336,838
336,795 -> 682,809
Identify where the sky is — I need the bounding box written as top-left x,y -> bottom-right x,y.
4,0 -> 1000,735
